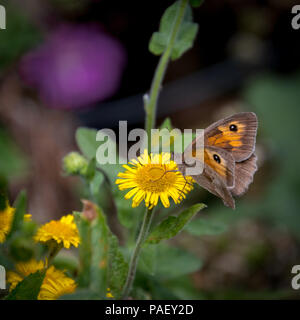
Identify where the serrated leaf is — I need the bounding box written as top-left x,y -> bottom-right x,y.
6,270 -> 45,300
146,203 -> 206,244
107,233 -> 128,299
149,1 -> 198,60
185,218 -> 228,236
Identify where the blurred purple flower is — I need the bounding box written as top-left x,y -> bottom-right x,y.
20,24 -> 126,109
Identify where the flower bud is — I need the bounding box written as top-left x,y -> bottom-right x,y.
81,199 -> 98,222
63,152 -> 88,176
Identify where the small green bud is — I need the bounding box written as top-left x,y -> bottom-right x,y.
63,152 -> 88,176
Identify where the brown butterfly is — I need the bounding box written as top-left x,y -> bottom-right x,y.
174,112 -> 258,209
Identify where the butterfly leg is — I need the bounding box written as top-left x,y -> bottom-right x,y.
178,175 -> 194,200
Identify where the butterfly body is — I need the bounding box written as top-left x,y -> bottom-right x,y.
176,112 -> 258,209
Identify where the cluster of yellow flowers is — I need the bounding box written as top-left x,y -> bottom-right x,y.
1,204 -> 80,300
1,150 -> 193,300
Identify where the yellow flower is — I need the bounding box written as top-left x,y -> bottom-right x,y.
34,214 -> 80,249
0,204 -> 14,243
106,288 -> 114,298
116,150 -> 193,209
7,259 -> 45,291
0,201 -> 33,243
7,259 -> 76,300
38,266 -> 77,300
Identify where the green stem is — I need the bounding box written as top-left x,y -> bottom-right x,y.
121,0 -> 189,300
145,0 -> 189,150
46,241 -> 63,268
121,208 -> 155,299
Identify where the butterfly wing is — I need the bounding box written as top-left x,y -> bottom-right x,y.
204,146 -> 235,188
192,164 -> 235,209
230,153 -> 257,196
204,112 -> 258,162
181,146 -> 235,208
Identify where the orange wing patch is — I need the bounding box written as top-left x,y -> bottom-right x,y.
204,149 -> 226,178
207,121 -> 245,150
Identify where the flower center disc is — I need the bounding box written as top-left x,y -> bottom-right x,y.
148,167 -> 165,180
135,165 -> 177,193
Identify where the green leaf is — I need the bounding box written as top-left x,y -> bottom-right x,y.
76,127 -> 123,187
90,171 -> 105,199
138,244 -> 157,275
149,1 -> 198,60
8,190 -> 27,238
76,127 -> 99,160
171,21 -> 198,60
116,197 -> 143,229
185,218 -> 228,236
74,211 -> 92,288
6,270 -> 45,300
146,203 -> 206,244
90,206 -> 109,296
85,158 -> 96,181
155,243 -> 202,279
164,275 -> 205,299
107,233 -> 129,299
149,32 -> 167,56
189,0 -> 205,8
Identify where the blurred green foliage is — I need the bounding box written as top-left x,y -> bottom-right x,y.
0,128 -> 28,180
0,2 -> 41,70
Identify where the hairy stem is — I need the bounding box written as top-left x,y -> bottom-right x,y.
121,208 -> 154,299
145,0 -> 189,150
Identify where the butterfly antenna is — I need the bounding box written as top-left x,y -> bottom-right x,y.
149,168 -> 179,182
178,176 -> 193,201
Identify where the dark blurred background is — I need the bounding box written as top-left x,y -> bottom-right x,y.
1,0 -> 300,299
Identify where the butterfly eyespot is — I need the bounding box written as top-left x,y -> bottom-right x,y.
229,124 -> 238,132
213,154 -> 221,163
